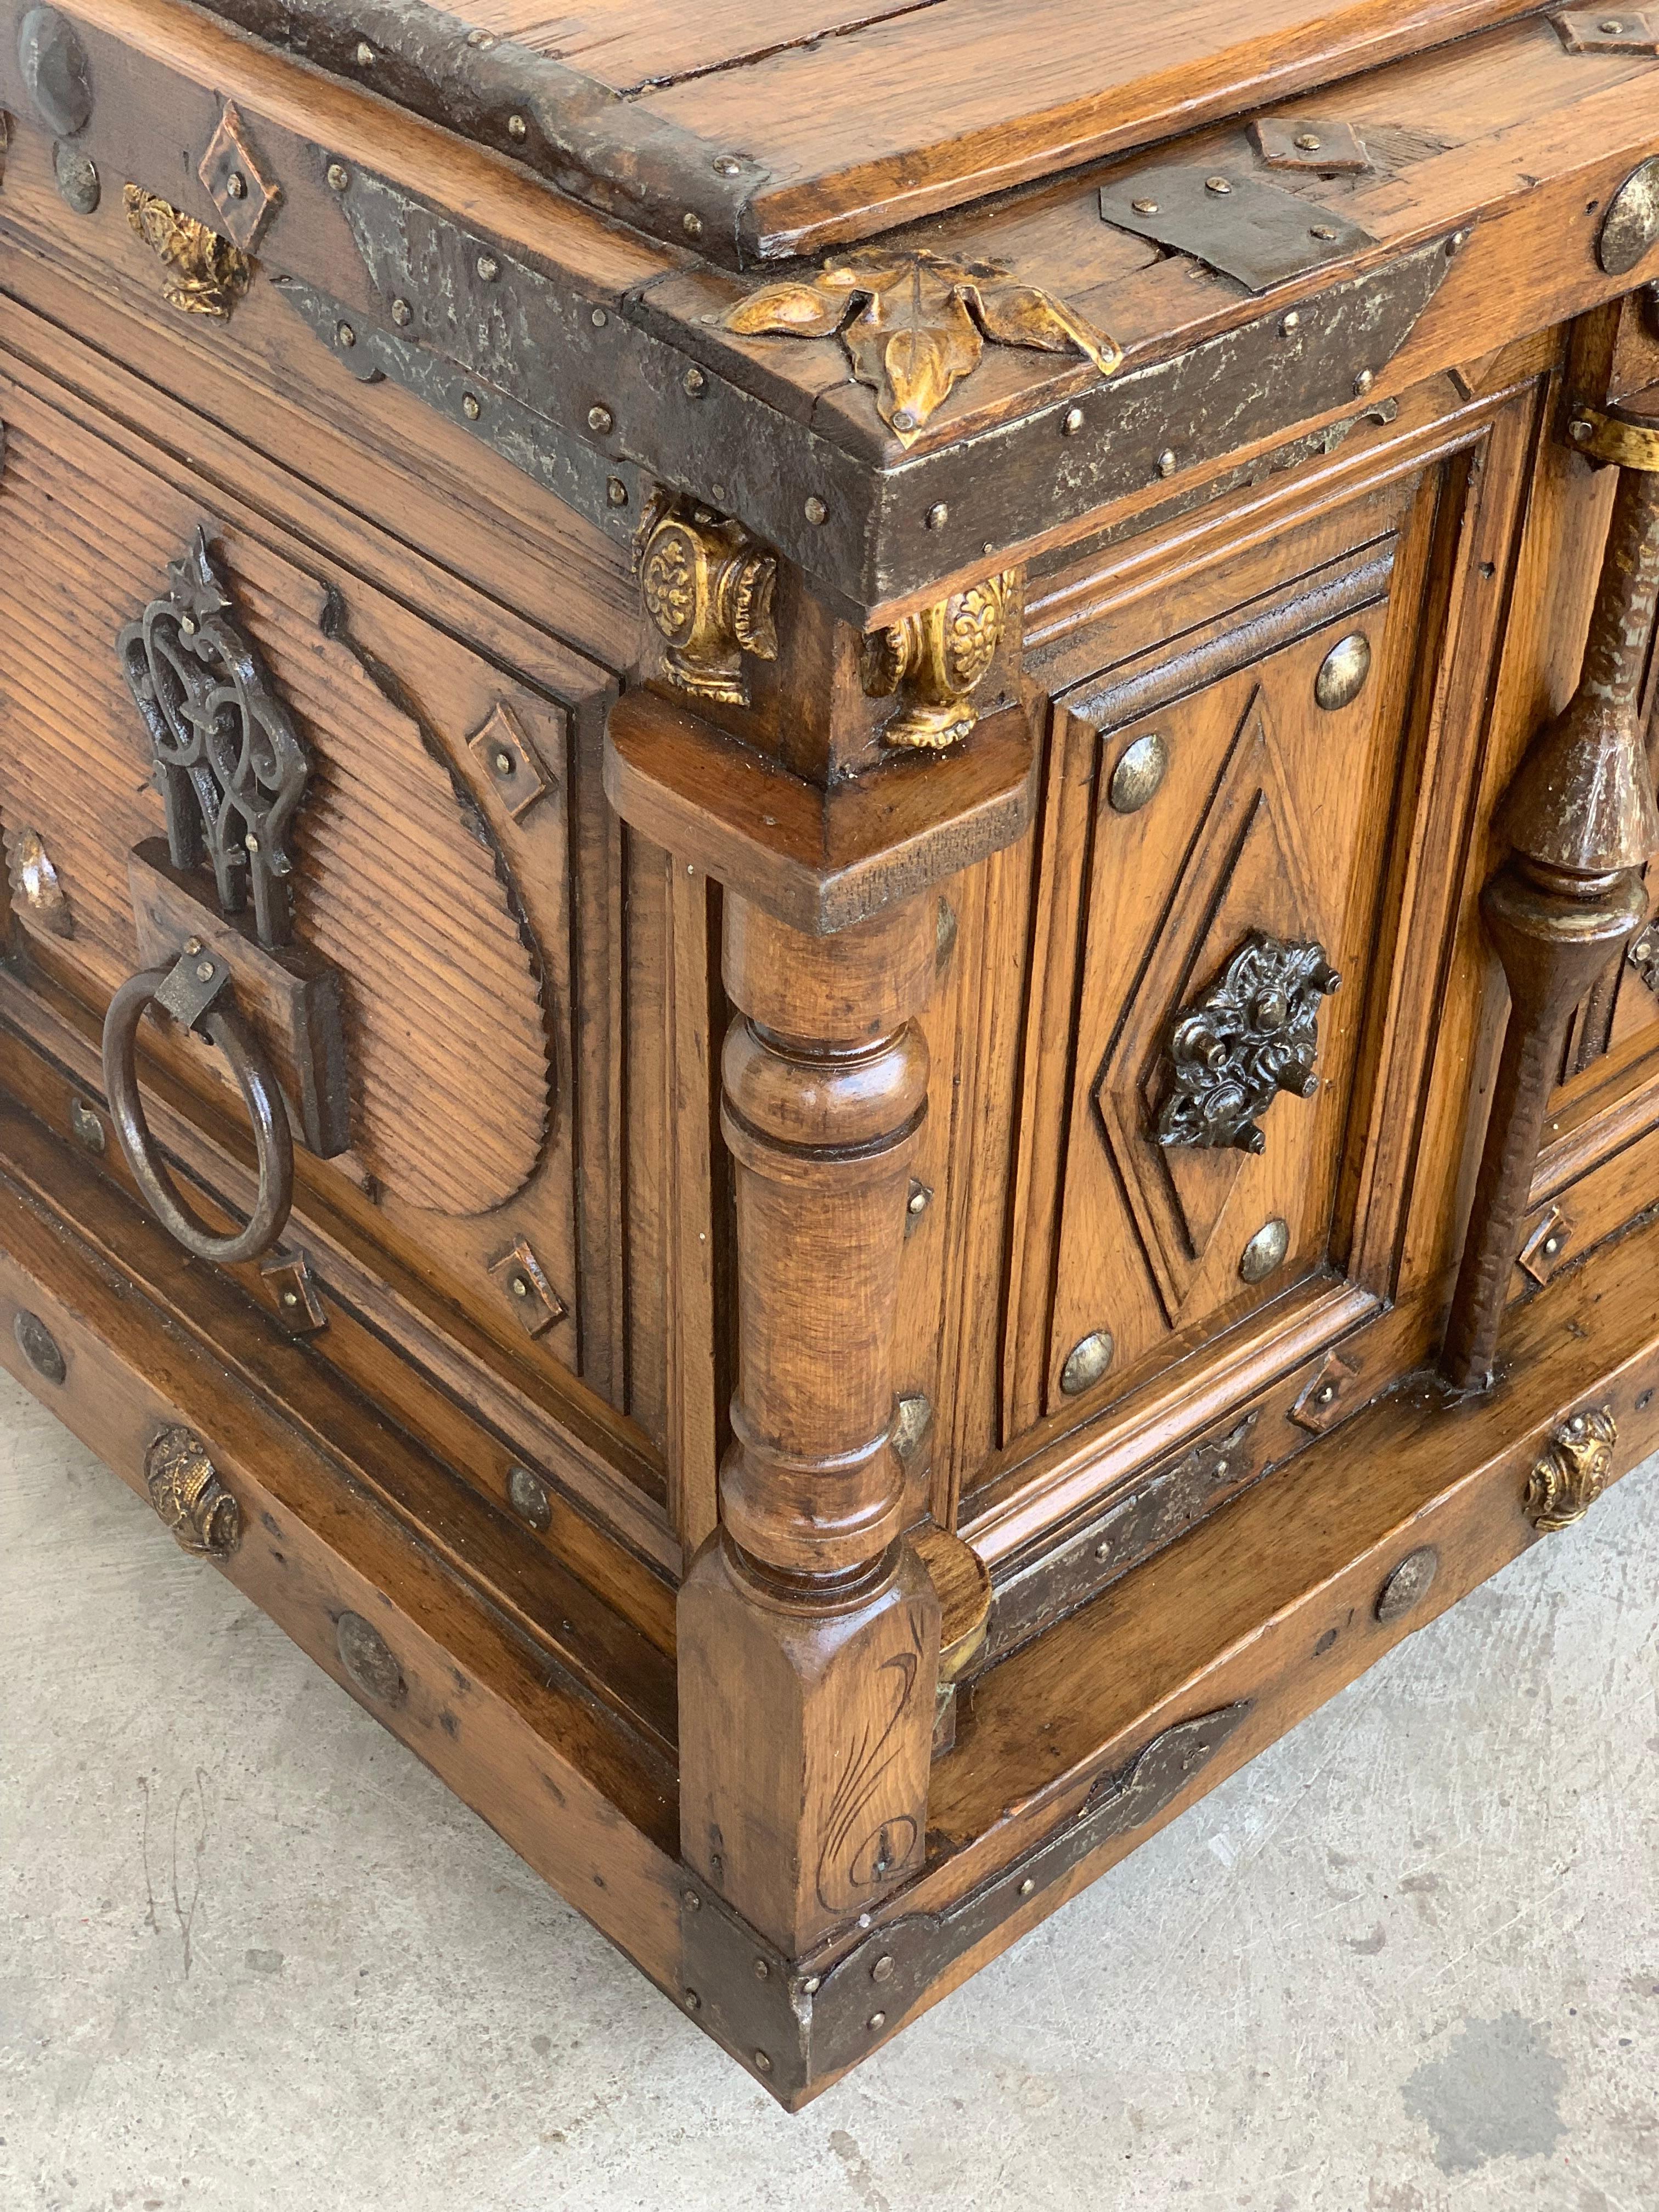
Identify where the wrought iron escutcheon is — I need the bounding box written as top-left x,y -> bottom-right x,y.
103,532 -> 341,1266
1158,932 -> 1341,1155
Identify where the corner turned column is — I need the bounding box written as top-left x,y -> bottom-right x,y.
678,892 -> 943,1956
1441,403 -> 1659,1389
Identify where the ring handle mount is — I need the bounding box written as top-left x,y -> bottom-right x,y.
101,946 -> 295,1266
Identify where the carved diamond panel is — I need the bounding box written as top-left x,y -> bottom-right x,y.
1094,687 -> 1324,1324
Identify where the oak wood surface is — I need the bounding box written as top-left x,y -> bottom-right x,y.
401,0 -> 1548,257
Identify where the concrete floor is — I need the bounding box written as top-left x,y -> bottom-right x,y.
2,1368 -> 1656,2212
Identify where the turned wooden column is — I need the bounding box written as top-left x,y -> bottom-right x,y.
677,891 -> 943,1956
1442,403 -> 1659,1389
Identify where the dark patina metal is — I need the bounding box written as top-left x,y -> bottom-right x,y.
18,7 -> 92,139
1158,934 -> 1341,1155
681,1703 -> 1251,2103
184,0 -> 763,266
335,1610 -> 407,1705
120,532 -> 310,952
13,1308 -> 66,1384
1374,1545 -> 1439,1624
1099,163 -> 1378,290
274,156 -> 1457,616
101,952 -> 296,1267
986,1412 -> 1261,1662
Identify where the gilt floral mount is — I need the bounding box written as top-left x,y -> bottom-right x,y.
724,250 -> 1123,445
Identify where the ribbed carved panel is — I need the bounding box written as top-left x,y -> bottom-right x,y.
0,406 -> 551,1218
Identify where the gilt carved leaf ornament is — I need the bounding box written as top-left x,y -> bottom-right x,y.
724,250 -> 1124,444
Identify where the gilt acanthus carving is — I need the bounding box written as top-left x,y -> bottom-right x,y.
1157,932 -> 1341,1154
120,531 -> 311,949
636,492 -> 778,708
123,185 -> 252,318
1523,1408 -> 1616,1531
863,571 -> 1016,751
724,249 -> 1122,445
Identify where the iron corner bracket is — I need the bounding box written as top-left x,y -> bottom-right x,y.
678,1700 -> 1251,2104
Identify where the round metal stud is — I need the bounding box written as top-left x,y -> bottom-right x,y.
18,9 -> 93,139
336,1611 -> 407,1705
684,367 -> 707,396
326,162 -> 350,192
1352,368 -> 1374,395
1375,1544 -> 1440,1625
506,113 -> 528,142
1157,448 -> 1178,478
753,1958 -> 770,1980
1315,630 -> 1373,711
391,297 -> 413,327
926,503 -> 949,529
752,2050 -> 772,2074
714,155 -> 742,177
1060,1328 -> 1115,1396
1295,131 -> 1322,151
477,253 -> 500,283
1109,730 -> 1169,814
1239,1217 -> 1290,1284
682,211 -> 704,240
606,477 -> 629,507
507,1464 -> 552,1532
1131,197 -> 1159,215
587,403 -> 614,434
53,140 -> 99,215
227,171 -> 247,200
867,2011 -> 887,2031
1599,156 -> 1659,275
1062,405 -> 1085,435
1205,175 -> 1233,195
683,1989 -> 701,2011
1019,1876 -> 1035,1897
14,1310 -> 66,1385
804,495 -> 828,525
1311,223 -> 1338,241
355,38 -> 375,65
462,393 -> 482,421
1280,310 -> 1301,335
871,1954 -> 895,1983
335,321 -> 356,349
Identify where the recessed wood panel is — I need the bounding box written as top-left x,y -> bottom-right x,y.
0,385 -> 555,1221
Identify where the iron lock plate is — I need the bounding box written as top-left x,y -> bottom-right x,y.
1100,162 -> 1379,291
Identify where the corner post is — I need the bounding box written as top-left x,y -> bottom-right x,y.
1441,398 -> 1659,1389
678,891 -> 942,1955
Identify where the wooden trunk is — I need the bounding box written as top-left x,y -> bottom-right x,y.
2,0 -> 1657,2106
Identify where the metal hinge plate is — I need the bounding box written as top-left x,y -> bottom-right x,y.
1100,162 -> 1378,291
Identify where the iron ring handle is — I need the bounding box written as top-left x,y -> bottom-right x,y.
101,964 -> 294,1266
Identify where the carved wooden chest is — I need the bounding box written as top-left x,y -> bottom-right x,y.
3,0 -> 1658,2105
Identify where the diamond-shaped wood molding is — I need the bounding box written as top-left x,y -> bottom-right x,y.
1094,690 -> 1324,1323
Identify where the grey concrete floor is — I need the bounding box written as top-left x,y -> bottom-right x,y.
2,1367 -> 1656,2212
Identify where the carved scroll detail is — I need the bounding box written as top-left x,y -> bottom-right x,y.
863,572 -> 1015,751
636,493 -> 778,708
1523,1408 -> 1616,1530
119,529 -> 310,949
145,1426 -> 241,1558
123,185 -> 252,318
725,250 -> 1122,445
1156,932 -> 1341,1154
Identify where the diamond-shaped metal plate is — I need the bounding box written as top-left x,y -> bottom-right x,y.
198,101 -> 284,253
